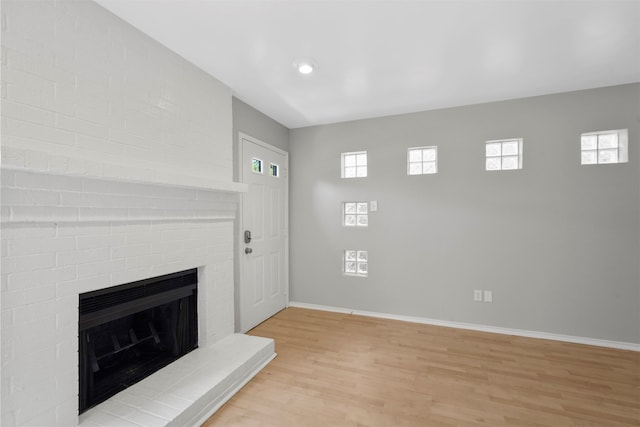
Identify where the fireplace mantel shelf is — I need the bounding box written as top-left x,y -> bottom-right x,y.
1,167 -> 243,225
1,165 -> 248,194
1,214 -> 237,226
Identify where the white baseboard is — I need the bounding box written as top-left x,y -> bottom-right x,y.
288,301 -> 640,352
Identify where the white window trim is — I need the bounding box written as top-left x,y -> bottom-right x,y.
342,202 -> 368,227
344,249 -> 368,277
407,146 -> 438,175
485,138 -> 523,171
341,151 -> 368,178
581,129 -> 629,165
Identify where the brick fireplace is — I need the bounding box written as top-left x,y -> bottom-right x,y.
1,168 -> 275,426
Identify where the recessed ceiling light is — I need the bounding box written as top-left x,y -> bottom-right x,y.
294,59 -> 316,75
298,63 -> 314,74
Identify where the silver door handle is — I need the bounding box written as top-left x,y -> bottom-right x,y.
245,247 -> 253,254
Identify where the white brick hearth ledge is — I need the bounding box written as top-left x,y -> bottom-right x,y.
80,334 -> 275,427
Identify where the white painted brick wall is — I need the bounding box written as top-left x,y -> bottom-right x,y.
1,1 -> 245,424
1,169 -> 239,426
1,0 -> 233,189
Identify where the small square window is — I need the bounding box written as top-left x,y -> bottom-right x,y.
343,202 -> 368,227
252,158 -> 263,174
344,250 -> 368,277
269,163 -> 279,177
581,129 -> 628,165
408,146 -> 438,175
341,151 -> 367,178
485,139 -> 523,171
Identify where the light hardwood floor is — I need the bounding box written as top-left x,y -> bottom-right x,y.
203,308 -> 640,427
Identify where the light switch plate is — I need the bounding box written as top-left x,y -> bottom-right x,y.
483,290 -> 493,302
370,200 -> 378,212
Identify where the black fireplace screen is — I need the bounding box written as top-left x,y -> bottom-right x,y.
79,269 -> 198,413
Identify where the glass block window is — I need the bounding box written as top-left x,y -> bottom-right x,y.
408,146 -> 437,175
486,139 -> 523,171
269,163 -> 279,177
343,202 -> 368,227
341,151 -> 367,178
344,250 -> 368,277
581,129 -> 629,165
252,158 -> 263,174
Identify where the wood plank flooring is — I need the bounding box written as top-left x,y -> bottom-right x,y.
203,308 -> 640,427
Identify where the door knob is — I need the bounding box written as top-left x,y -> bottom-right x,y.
245,247 -> 253,254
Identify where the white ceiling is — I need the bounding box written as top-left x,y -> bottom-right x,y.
95,0 -> 640,129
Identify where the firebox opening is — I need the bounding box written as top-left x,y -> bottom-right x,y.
79,269 -> 198,414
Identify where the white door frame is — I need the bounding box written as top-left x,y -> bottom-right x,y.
237,132 -> 289,332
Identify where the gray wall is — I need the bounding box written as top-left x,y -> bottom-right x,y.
232,97 -> 290,156
289,83 -> 640,344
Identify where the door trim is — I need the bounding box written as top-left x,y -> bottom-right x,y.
237,132 -> 289,333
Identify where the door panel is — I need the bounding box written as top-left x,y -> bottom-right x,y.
250,184 -> 264,241
269,187 -> 280,239
270,252 -> 280,296
253,255 -> 264,304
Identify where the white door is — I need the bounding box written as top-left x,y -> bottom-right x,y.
239,134 -> 288,332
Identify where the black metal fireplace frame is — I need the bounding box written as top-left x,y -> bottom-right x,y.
79,269 -> 198,413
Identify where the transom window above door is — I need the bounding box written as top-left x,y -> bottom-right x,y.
251,158 -> 263,173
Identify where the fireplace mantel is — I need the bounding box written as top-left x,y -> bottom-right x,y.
1,167 -> 244,225
0,165 -> 248,194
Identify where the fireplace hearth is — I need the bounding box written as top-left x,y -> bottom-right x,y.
78,269 -> 198,413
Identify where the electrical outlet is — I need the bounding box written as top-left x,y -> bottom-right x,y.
483,290 -> 493,303
474,290 -> 483,301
